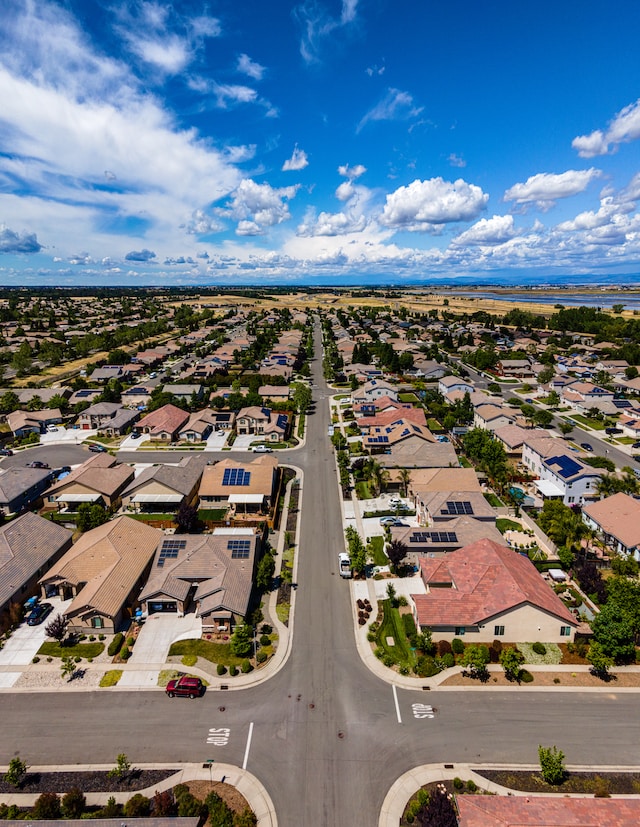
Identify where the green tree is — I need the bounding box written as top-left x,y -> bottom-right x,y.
558,420 -> 574,437
538,744 -> 566,785
587,641 -> 614,680
108,753 -> 132,781
45,613 -> 68,643
233,807 -> 258,827
537,365 -> 555,385
32,792 -> 61,819
61,655 -> 76,681
625,365 -> 638,380
533,409 -> 553,428
123,794 -> 151,817
3,756 -> 27,788
204,791 -> 233,827
61,788 -> 86,819
500,646 -> 525,681
416,782 -> 457,827
291,382 -> 312,414
387,539 -> 408,571
591,602 -> 636,663
175,502 -> 198,533
76,503 -> 109,532
230,624 -> 253,658
460,644 -> 490,681
398,467 -> 411,497
345,526 -> 368,575
256,550 -> 276,591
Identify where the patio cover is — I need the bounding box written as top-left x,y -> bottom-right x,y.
227,494 -> 265,504
132,493 -> 183,503
534,479 -> 565,497
56,492 -> 101,503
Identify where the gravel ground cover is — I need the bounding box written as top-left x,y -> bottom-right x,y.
0,769 -> 176,795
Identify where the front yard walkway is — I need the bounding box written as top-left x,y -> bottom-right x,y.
128,613 -> 202,665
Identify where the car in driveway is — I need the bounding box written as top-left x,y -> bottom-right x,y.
580,442 -> 594,452
380,516 -> 398,526
130,431 -> 141,439
27,460 -> 49,469
26,602 -> 53,626
633,441 -> 640,449
165,675 -> 205,698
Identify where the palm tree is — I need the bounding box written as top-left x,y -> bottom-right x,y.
366,458 -> 390,496
595,474 -> 622,499
398,468 -> 412,497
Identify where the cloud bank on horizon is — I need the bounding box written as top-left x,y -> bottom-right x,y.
0,0 -> 639,285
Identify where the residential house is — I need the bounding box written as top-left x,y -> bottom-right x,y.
390,517 -> 503,563
121,385 -> 154,409
405,359 -> 447,380
42,454 -> 134,513
473,403 -> 518,432
0,466 -> 54,515
68,388 -> 103,407
410,538 -> 578,642
351,379 -> 399,404
76,402 -> 139,435
0,387 -> 71,406
493,425 -> 549,458
259,385 -> 290,402
363,421 -> 436,454
438,375 -> 474,398
0,512 -> 72,629
121,455 -> 207,514
560,381 -> 615,412
235,406 -> 288,442
136,404 -> 190,442
583,493 -> 640,561
162,384 -> 204,403
411,468 -> 482,521
88,365 -> 123,383
7,409 -> 62,437
39,516 -> 162,633
356,406 -> 426,432
198,455 -> 278,514
522,436 -> 602,505
416,490 -> 497,524
178,409 -> 220,442
375,439 -> 459,470
495,358 -> 536,379
138,527 -> 260,629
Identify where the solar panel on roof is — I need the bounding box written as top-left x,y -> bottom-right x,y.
222,468 -> 251,486
228,539 -> 251,559
547,455 -> 582,479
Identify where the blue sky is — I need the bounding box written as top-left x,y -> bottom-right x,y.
1,0 -> 640,286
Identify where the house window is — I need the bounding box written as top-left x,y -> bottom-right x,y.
91,617 -> 104,629
560,626 -> 571,637
455,626 -> 465,636
494,625 -> 505,636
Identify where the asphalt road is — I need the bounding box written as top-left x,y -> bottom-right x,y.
1,321 -> 640,825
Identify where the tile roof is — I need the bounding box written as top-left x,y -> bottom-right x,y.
123,455 -> 207,499
412,538 -> 576,628
41,516 -> 162,620
199,455 -> 277,498
0,467 -> 52,506
0,512 -> 71,608
45,454 -> 134,499
583,492 -> 640,548
137,404 -> 190,436
456,795 -> 640,827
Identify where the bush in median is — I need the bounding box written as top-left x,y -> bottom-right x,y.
108,633 -> 124,657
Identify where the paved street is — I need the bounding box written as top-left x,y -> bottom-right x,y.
1,319 -> 639,825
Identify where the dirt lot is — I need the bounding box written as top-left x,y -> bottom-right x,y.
182,779 -> 250,817
440,669 -> 640,688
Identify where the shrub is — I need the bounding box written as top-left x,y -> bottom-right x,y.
119,646 -> 130,660
453,777 -> 464,790
520,670 -> 534,683
260,634 -> 271,647
451,637 -> 465,655
466,779 -> 478,792
181,654 -> 197,667
553,677 -> 561,684
532,641 -> 547,655
4,756 -> 27,788
260,624 -> 272,635
397,595 -> 408,607
32,793 -> 61,819
256,650 -> 268,664
89,635 -> 96,641
441,652 -> 455,668
382,654 -> 396,668
593,775 -> 611,798
414,655 -> 440,678
108,632 -> 123,656
217,663 -> 227,675
99,634 -> 106,641
62,789 -> 87,820
438,640 -> 452,656
126,636 -> 135,648
123,794 -> 151,818
367,631 -> 376,642
229,665 -> 238,677
241,659 -> 252,673
152,790 -> 176,816
204,791 -> 233,827
402,613 -> 417,638
32,656 -> 40,664
538,744 -> 566,785
399,665 -> 410,675
74,656 -> 81,663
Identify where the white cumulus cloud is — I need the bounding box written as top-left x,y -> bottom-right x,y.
504,168 -> 602,210
573,98 -> 640,157
338,163 -> 366,180
452,215 -> 517,246
282,146 -> 309,171
380,178 -> 489,231
222,179 -> 299,235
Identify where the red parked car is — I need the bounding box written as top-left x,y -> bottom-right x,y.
165,676 -> 205,698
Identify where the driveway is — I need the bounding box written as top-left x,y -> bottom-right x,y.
40,427 -> 98,446
203,430 -> 229,452
120,432 -> 150,450
0,597 -> 71,666
128,612 -> 202,664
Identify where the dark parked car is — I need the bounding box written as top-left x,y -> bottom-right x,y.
88,444 -> 107,453
633,441 -> 640,449
580,443 -> 594,452
27,460 -> 49,469
130,432 -> 141,439
165,676 -> 205,698
26,602 -> 53,626
0,448 -> 13,457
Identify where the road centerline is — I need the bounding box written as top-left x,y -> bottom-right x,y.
392,684 -> 402,724
242,721 -> 254,770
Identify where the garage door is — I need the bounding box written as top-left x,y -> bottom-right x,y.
148,601 -> 178,613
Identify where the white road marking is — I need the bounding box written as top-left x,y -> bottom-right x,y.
206,727 -> 230,745
412,703 -> 435,719
392,685 -> 402,724
242,722 -> 254,770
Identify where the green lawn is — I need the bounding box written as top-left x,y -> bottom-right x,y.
168,638 -> 245,668
459,456 -> 472,468
570,414 -> 606,430
39,641 -> 105,659
355,480 -> 373,500
99,670 -> 123,687
375,600 -> 415,668
483,492 -> 504,507
197,508 -> 229,521
427,418 -> 441,431
399,392 -> 418,403
368,536 -> 388,566
496,518 -> 522,534
128,513 -> 177,522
